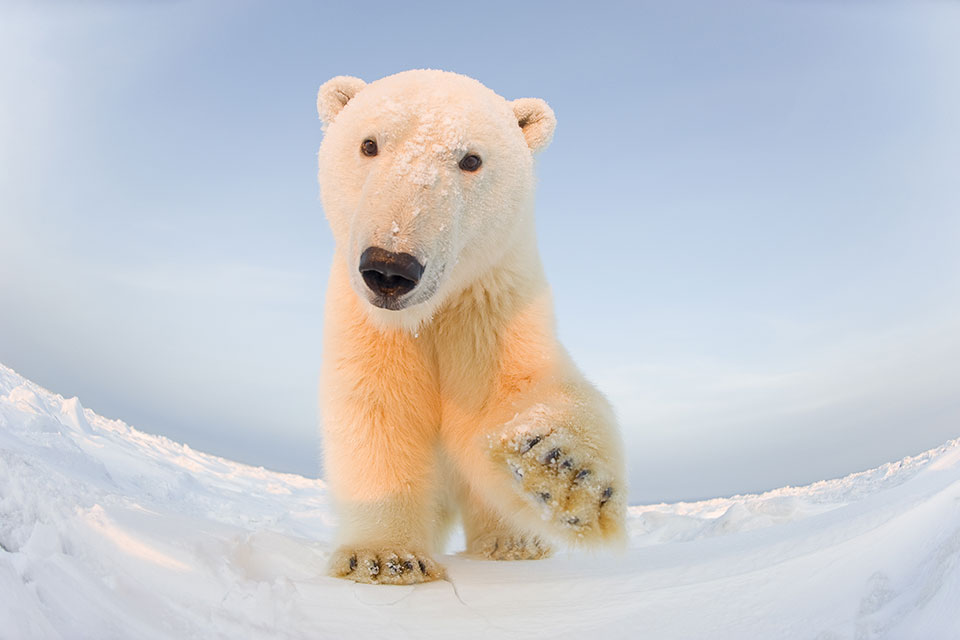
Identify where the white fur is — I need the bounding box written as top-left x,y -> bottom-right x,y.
317,70 -> 626,585
318,70 -> 542,332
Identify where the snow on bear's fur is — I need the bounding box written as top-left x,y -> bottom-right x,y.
316,70 -> 626,584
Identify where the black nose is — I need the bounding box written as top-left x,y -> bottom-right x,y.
358,247 -> 424,298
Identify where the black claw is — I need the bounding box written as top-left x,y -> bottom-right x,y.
542,447 -> 562,465
348,555 -> 357,572
574,469 -> 591,483
520,435 -> 542,454
539,491 -> 552,502
418,559 -> 427,574
567,517 -> 581,525
560,458 -> 574,469
386,558 -> 403,574
369,559 -> 380,576
600,486 -> 614,506
403,560 -> 414,572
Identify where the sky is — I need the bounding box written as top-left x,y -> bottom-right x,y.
1,0 -> 958,503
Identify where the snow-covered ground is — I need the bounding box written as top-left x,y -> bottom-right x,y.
1,362 -> 958,639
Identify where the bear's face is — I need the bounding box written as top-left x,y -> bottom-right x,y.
317,70 -> 555,331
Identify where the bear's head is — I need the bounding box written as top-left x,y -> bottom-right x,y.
317,69 -> 555,331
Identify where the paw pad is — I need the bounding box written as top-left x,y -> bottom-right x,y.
492,426 -> 623,541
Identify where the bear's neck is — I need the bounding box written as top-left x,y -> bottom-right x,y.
424,237 -> 555,415
439,233 -> 546,325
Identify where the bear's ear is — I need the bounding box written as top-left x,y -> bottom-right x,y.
512,98 -> 556,153
317,75 -> 367,127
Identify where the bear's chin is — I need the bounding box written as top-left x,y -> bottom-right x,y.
367,295 -> 411,311
361,301 -> 437,335
353,278 -> 451,334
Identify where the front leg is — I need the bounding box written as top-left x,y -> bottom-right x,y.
437,284 -> 627,549
320,264 -> 444,584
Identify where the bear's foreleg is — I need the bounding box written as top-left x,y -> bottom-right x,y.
321,279 -> 445,584
323,393 -> 444,583
440,286 -> 627,549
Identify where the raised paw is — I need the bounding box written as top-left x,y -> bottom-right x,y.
328,546 -> 444,585
468,533 -> 553,561
490,427 -> 625,543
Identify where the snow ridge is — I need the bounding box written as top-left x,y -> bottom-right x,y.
1,362 -> 958,639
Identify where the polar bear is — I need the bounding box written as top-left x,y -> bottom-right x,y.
316,70 -> 626,584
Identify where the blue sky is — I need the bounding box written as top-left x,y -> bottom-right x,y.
1,1 -> 958,502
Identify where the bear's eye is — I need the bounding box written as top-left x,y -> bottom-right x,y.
361,139 -> 378,157
459,154 -> 482,172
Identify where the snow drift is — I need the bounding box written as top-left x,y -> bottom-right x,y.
0,362 -> 958,639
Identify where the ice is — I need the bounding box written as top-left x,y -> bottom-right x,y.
0,361 -> 958,638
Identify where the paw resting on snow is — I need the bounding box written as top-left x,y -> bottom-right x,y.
490,422 -> 624,543
469,533 -> 552,561
329,547 -> 444,585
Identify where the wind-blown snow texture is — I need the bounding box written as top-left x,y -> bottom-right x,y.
1,362 -> 958,639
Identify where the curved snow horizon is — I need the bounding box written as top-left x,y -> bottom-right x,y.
1,361 -> 958,638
